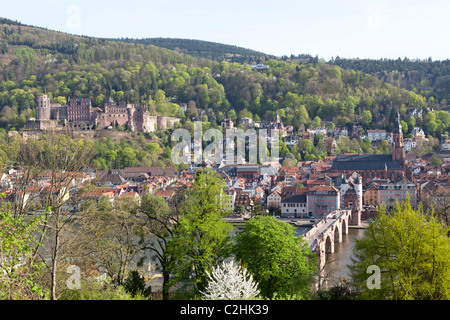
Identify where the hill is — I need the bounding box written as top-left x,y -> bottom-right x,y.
111,37 -> 273,63
332,57 -> 450,109
0,17 -> 447,143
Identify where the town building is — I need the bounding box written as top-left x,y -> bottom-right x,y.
440,139 -> 450,153
367,129 -> 387,142
307,185 -> 340,218
377,176 -> 417,208
403,138 -> 416,151
411,127 -> 425,139
266,189 -> 281,211
221,118 -> 234,130
281,194 -> 307,218
364,181 -> 380,207
250,64 -> 269,70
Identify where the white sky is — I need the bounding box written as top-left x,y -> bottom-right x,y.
1,0 -> 449,60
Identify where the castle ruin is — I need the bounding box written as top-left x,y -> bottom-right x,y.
25,95 -> 180,133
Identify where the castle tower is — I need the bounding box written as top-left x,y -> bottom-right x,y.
36,95 -> 51,120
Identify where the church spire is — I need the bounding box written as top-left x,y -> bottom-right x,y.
393,111 -> 402,134
392,110 -> 405,170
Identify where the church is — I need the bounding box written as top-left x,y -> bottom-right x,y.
330,112 -> 412,186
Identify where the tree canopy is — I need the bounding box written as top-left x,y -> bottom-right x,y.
233,216 -> 317,299
350,199 -> 450,300
166,169 -> 233,295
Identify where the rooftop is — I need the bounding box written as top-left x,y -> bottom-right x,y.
331,154 -> 403,171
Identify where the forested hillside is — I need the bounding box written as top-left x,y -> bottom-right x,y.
332,56 -> 450,109
0,17 -> 448,141
113,37 -> 273,63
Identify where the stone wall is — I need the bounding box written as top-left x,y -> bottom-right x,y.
24,119 -> 58,130
96,107 -> 129,129
157,116 -> 180,130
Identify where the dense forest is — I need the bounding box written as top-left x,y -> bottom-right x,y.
332,56 -> 450,108
112,37 -> 273,63
0,17 -> 448,168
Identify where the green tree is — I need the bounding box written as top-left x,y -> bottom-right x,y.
400,120 -> 408,134
407,116 -> 416,129
248,197 -> 267,217
0,199 -> 48,299
349,199 -> 450,300
77,196 -> 143,286
140,193 -> 179,300
376,140 -> 392,154
116,147 -> 137,168
278,139 -> 289,157
313,116 -> 321,127
292,105 -> 309,128
123,270 -> 151,298
298,138 -> 314,156
16,131 -> 96,300
233,216 -> 316,299
167,169 -> 233,295
227,109 -> 237,120
95,94 -> 105,108
431,157 -> 442,167
362,110 -> 372,127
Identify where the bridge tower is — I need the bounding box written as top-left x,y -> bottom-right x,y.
350,175 -> 362,225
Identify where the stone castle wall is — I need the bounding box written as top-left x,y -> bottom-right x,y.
157,116 -> 180,130
24,119 -> 58,131
95,104 -> 179,133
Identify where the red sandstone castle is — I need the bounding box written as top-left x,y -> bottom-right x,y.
26,95 -> 180,132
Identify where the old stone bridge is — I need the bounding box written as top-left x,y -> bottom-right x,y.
302,209 -> 361,277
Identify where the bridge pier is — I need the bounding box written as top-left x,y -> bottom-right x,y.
349,208 -> 361,226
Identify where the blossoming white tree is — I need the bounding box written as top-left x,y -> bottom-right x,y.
201,260 -> 260,300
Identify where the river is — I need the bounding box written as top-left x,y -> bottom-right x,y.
293,224 -> 366,287
319,228 -> 366,286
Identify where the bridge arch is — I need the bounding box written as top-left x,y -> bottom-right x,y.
333,223 -> 342,243
324,234 -> 333,254
303,209 -> 361,286
341,218 -> 348,235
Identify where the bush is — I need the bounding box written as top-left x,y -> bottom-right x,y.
60,276 -> 148,300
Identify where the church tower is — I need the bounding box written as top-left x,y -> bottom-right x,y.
392,111 -> 406,169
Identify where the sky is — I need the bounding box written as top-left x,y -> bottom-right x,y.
1,0 -> 449,61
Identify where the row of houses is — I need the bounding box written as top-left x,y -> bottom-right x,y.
1,151 -> 447,220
